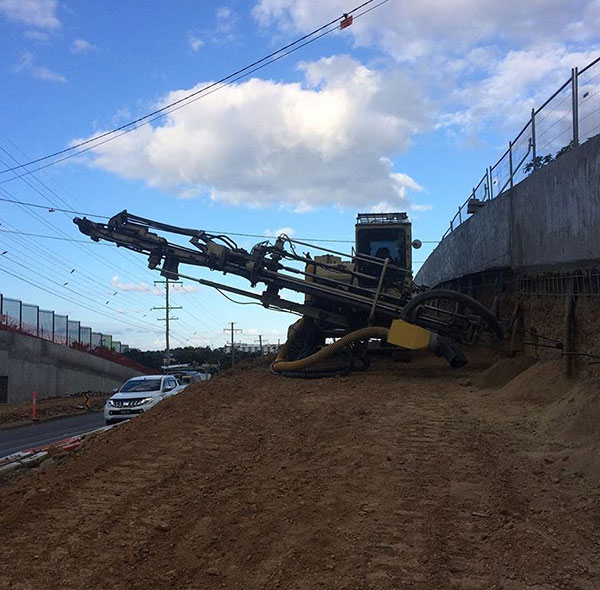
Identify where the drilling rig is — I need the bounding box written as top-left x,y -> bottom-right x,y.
75,211 -> 502,378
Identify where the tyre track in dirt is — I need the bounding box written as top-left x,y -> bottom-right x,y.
1,355 -> 599,589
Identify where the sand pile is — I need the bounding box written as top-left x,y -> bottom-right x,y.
472,356 -> 537,389
482,358 -> 600,483
1,354 -> 599,589
495,359 -> 570,404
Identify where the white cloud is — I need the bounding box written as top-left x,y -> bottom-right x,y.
410,203 -> 433,212
71,39 -> 95,53
14,51 -> 65,82
252,0 -> 599,61
216,6 -> 232,20
111,276 -> 198,295
0,0 -> 59,29
252,0 -> 600,139
24,29 -> 49,41
111,276 -> 162,294
437,45 -> 600,135
264,227 -> 295,237
188,33 -> 204,51
77,55 -> 429,211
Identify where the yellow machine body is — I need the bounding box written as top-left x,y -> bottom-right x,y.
387,319 -> 433,350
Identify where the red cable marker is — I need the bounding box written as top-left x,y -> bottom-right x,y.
340,13 -> 353,29
31,391 -> 38,422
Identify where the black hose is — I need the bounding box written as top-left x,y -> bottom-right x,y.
402,289 -> 503,340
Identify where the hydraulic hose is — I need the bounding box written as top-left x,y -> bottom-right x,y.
271,326 -> 388,374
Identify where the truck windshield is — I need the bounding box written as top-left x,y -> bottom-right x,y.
119,379 -> 162,392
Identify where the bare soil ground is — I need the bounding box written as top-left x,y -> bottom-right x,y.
0,394 -> 108,428
1,351 -> 599,589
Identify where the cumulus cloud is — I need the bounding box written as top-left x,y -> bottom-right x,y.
437,45 -> 600,136
253,0 -> 599,61
77,55 -> 430,211
14,51 -> 65,82
252,0 -> 600,138
71,39 -> 95,53
0,0 -> 59,29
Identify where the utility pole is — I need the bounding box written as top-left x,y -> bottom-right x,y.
223,322 -> 242,366
254,335 -> 269,355
153,278 -> 182,367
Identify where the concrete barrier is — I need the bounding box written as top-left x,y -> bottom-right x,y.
416,134 -> 600,287
0,330 -> 142,403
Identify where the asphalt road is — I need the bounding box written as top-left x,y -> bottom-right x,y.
0,412 -> 106,458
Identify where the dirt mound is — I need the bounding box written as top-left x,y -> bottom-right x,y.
543,382 -> 600,441
495,359 -> 571,404
489,358 -> 600,484
537,381 -> 600,484
1,355 -> 599,589
473,355 -> 537,389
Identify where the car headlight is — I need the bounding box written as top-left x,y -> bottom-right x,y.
107,399 -> 118,407
140,397 -> 155,405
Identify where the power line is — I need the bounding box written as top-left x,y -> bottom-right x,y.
0,188 -> 158,290
0,0 -> 380,178
0,263 -> 163,334
0,142 -> 211,342
0,195 -> 107,219
0,228 -> 109,244
0,141 -> 218,332
152,278 -> 182,365
0,198 -> 439,245
0,250 -> 157,323
0,215 -> 171,319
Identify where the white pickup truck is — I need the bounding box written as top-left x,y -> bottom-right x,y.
104,374 -> 186,425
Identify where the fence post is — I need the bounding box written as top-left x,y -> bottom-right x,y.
572,67 -> 579,147
458,206 -> 462,224
531,108 -> 537,165
36,307 -> 40,337
51,311 -> 55,343
488,166 -> 494,199
509,141 -> 514,189
19,300 -> 22,330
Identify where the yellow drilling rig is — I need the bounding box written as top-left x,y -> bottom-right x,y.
75,211 -> 502,378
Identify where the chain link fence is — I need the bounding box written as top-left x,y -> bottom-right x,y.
0,293 -> 126,353
444,57 -> 600,238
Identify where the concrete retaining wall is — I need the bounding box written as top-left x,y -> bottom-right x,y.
0,331 -> 142,403
416,134 -> 600,287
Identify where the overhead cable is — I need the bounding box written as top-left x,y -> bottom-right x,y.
0,0 -> 384,182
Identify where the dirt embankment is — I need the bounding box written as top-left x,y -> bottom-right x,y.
1,352 -> 599,589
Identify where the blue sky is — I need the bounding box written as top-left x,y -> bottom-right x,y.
0,0 -> 599,351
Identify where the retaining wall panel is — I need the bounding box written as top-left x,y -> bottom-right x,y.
416,134 -> 600,287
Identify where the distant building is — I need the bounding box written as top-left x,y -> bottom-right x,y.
223,342 -> 279,355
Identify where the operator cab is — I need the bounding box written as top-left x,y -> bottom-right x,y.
355,212 -> 413,287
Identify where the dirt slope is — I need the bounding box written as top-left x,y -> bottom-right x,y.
1,353 -> 599,589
